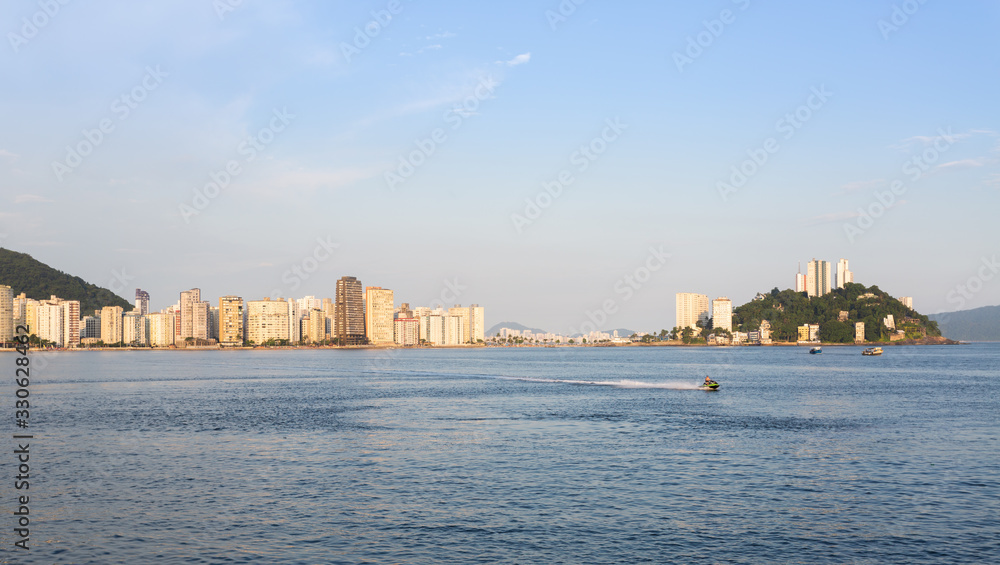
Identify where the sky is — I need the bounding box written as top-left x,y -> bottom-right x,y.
1,0 -> 998,334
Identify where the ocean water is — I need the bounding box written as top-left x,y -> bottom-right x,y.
2,345 -> 998,564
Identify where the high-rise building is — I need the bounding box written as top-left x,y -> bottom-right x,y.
900,296 -> 913,310
123,312 -> 147,346
835,259 -> 854,289
365,287 -> 395,345
11,292 -> 27,334
675,293 -> 710,330
246,298 -> 291,345
62,300 -> 80,347
468,304 -> 485,343
148,312 -> 173,346
218,296 -> 244,346
0,285 -> 13,344
421,308 -> 464,346
335,276 -> 365,345
305,309 -> 326,343
208,307 -> 219,341
135,289 -> 150,315
37,299 -> 64,346
286,299 -> 300,344
393,318 -> 419,346
795,263 -> 806,293
807,259 -> 831,297
712,297 -> 733,332
100,306 -> 124,344
395,303 -> 414,319
179,289 -> 207,340
855,322 -> 866,343
448,305 -> 471,344
82,316 -> 101,340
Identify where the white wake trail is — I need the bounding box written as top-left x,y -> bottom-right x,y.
494,376 -> 701,390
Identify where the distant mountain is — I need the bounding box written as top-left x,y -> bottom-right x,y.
929,305 -> 1000,341
486,321 -> 547,336
0,248 -> 132,314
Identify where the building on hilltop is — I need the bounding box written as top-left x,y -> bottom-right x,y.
807,259 -> 831,297
835,259 -> 854,289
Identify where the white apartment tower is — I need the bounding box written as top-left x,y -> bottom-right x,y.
675,293 -> 710,330
835,259 -> 854,289
712,297 -> 733,332
807,259 -> 831,297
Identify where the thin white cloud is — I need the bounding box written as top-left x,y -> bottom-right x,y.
937,158 -> 985,171
500,52 -> 531,67
805,200 -> 908,226
14,194 -> 55,204
400,44 -> 443,57
0,149 -> 18,159
840,179 -> 886,194
426,32 -> 456,40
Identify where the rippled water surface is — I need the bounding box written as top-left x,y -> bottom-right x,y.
2,345 -> 998,564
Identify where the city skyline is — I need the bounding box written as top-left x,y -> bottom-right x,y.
1,1 -> 998,332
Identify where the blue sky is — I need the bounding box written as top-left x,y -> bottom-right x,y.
1,0 -> 998,333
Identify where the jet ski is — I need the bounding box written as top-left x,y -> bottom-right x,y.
698,379 -> 720,391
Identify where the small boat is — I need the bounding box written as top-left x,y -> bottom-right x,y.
862,347 -> 883,356
698,379 -> 720,391
810,347 -> 822,354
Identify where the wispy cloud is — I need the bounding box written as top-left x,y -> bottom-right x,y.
425,32 -> 456,40
937,158 -> 985,171
839,179 -> 886,194
400,44 -> 443,57
0,149 -> 19,160
804,200 -> 908,226
499,52 -> 531,67
14,194 -> 54,204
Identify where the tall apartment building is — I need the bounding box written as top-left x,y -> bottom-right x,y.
218,296 -> 244,346
795,263 -> 806,293
675,293 -> 709,330
468,304 -> 485,343
448,305 -> 471,344
335,276 -> 365,345
135,289 -> 150,315
900,296 -> 913,310
305,309 -> 326,343
322,298 -> 335,340
179,289 -> 209,340
62,300 -> 80,347
855,322 -> 866,343
365,287 -> 395,345
82,316 -> 101,340
712,297 -> 733,332
835,259 -> 854,289
101,306 -> 124,344
422,308 -> 464,346
123,312 -> 147,346
393,318 -> 419,346
807,259 -> 831,297
148,312 -> 175,347
12,293 -> 27,330
246,298 -> 291,344
37,299 -> 64,346
0,285 -> 13,344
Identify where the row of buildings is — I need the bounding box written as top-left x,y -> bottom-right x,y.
0,277 -> 486,348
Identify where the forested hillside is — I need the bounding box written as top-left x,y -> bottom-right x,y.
0,248 -> 131,314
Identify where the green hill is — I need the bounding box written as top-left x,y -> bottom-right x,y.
929,305 -> 1000,341
732,283 -> 939,343
0,248 -> 132,314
